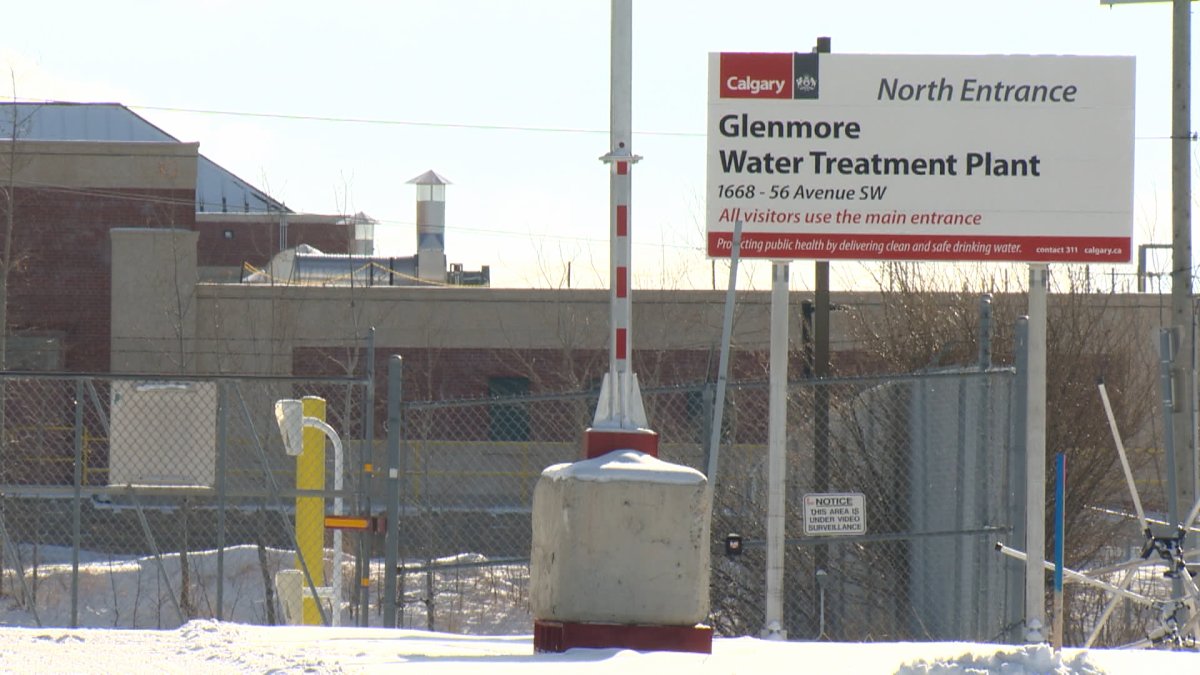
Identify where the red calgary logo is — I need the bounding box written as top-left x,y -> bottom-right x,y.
720,53 -> 792,99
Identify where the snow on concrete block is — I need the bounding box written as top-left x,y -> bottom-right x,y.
542,449 -> 707,485
530,450 -> 710,626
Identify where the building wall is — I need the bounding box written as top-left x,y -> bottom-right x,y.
6,142 -> 358,372
186,282 -> 786,388
195,212 -> 353,279
7,141 -> 197,372
110,228 -> 199,374
107,226 -> 1171,388
112,232 -> 1172,409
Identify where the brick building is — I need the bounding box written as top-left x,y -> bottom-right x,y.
1,102 -> 358,371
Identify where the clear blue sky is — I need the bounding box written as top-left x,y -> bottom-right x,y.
0,1 -> 1187,289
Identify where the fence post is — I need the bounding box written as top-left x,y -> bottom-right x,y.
359,327 -> 376,625
1023,265 -> 1050,643
976,316 -> 998,633
978,294 -> 993,371
216,380 -> 228,621
1009,317 -> 1030,642
954,373 -> 971,634
701,383 -> 714,459
383,355 -> 403,627
71,377 -> 84,628
764,261 -> 789,640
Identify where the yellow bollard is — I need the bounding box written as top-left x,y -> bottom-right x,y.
296,396 -> 327,625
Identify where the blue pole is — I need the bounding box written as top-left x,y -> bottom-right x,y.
1053,452 -> 1066,648
1054,453 -> 1065,593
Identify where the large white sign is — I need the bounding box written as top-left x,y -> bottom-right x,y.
707,53 -> 1135,263
803,492 -> 866,536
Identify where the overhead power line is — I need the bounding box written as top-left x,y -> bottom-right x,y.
125,104 -> 704,138
2,95 -> 701,136
4,96 -> 1179,141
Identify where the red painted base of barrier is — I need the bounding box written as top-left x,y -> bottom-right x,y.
533,619 -> 713,654
582,428 -> 659,459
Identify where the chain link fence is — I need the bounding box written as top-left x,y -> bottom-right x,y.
709,371 -> 1020,642
396,368 -> 1023,641
0,368 -> 1035,641
0,373 -> 370,629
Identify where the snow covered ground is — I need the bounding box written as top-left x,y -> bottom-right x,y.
1,620 -> 1199,674
1,545 -> 1199,673
0,544 -> 532,633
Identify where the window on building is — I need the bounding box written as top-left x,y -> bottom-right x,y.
488,376 -> 530,441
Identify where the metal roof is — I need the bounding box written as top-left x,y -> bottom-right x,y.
0,102 -> 287,213
406,169 -> 451,186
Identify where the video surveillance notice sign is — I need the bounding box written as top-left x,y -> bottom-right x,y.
803,493 -> 866,536
706,53 -> 1135,263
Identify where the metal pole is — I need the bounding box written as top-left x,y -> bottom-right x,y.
216,381 -> 228,621
1009,317 -> 1029,642
1099,380 -> 1150,535
763,261 -> 789,640
597,0 -> 642,429
1169,2 -> 1197,615
1111,0 -> 1195,636
813,34 -> 832,385
383,355 -> 402,627
1024,264 -> 1049,642
1159,329 -> 1185,609
1052,452 -> 1065,651
976,296 -> 997,632
813,34 -> 833,388
296,397 -> 328,625
706,220 -> 743,482
811,35 -> 833,639
360,327 -> 376,625
1139,245 -> 1150,293
978,294 -> 993,370
332,415 -> 345,627
70,378 -> 83,628
954,375 -> 975,635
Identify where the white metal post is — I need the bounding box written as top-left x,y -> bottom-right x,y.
706,220 -> 743,482
597,0 -> 641,429
764,261 -> 789,640
1024,263 -> 1049,642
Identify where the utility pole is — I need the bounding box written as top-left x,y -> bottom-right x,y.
1168,0 -> 1196,540
1104,0 -> 1196,632
1168,0 -> 1197,631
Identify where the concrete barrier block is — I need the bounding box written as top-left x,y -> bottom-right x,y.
530,450 -> 710,625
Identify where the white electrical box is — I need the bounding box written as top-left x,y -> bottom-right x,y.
108,381 -> 217,487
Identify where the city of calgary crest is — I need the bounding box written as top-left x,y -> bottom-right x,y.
717,52 -> 821,100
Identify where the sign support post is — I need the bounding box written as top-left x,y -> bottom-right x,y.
811,40 -> 834,634
1024,263 -> 1049,642
764,260 -> 789,640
